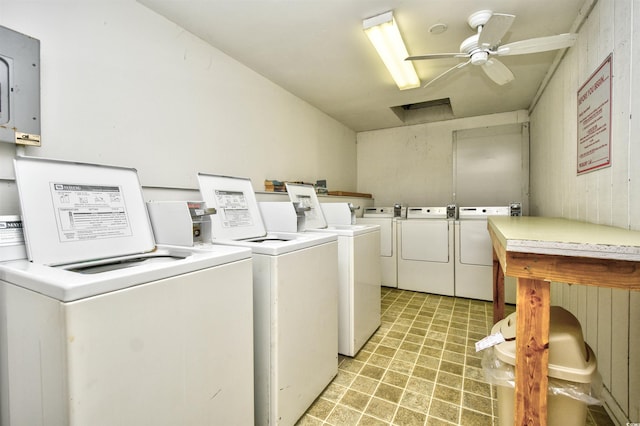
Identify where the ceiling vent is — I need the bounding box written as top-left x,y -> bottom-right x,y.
390,97 -> 454,124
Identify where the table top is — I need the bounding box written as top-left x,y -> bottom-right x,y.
487,216 -> 640,262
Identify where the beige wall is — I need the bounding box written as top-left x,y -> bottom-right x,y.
356,110 -> 529,207
0,0 -> 356,214
530,0 -> 639,422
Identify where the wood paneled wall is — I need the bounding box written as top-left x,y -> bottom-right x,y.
530,0 -> 639,421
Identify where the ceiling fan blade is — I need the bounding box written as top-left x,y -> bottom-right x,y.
496,33 -> 577,56
478,13 -> 515,49
406,53 -> 468,61
424,60 -> 471,88
481,58 -> 514,85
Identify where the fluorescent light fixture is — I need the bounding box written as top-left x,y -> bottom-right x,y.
363,11 -> 420,90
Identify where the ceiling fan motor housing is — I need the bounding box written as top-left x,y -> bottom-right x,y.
460,34 -> 488,65
467,10 -> 493,29
471,51 -> 488,65
460,34 -> 479,53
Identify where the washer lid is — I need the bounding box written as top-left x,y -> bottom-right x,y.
209,231 -> 336,256
311,224 -> 379,237
0,244 -> 252,302
285,183 -> 328,230
14,156 -> 156,266
197,173 -> 267,241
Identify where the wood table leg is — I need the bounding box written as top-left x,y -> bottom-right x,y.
515,278 -> 550,425
493,248 -> 505,324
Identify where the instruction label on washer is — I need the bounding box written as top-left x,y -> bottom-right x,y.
0,216 -> 24,246
215,190 -> 253,227
50,183 -> 132,242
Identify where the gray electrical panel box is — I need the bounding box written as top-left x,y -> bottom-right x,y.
0,25 -> 40,146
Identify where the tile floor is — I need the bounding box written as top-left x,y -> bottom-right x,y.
296,287 -> 615,426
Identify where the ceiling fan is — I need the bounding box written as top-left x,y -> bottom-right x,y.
406,10 -> 577,88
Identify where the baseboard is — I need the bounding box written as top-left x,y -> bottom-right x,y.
601,385 -> 630,425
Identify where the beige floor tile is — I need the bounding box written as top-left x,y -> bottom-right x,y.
357,414 -> 389,426
405,377 -> 434,396
394,349 -> 419,364
340,358 -> 365,374
387,358 -> 414,375
359,364 -> 386,381
393,406 -> 427,425
381,370 -> 410,388
350,375 -> 379,395
434,384 -> 461,405
340,389 -> 371,412
305,397 -> 335,421
462,392 -> 493,415
429,398 -> 461,423
374,382 -> 403,404
367,353 -> 392,369
399,389 -> 430,414
364,396 -> 396,422
325,404 -> 361,425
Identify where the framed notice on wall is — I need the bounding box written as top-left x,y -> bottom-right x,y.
577,54 -> 612,174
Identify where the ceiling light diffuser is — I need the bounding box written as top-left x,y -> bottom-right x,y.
363,11 -> 420,90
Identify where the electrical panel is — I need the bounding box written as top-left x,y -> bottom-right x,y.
0,25 -> 40,146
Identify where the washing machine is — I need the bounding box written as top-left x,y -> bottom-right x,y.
283,183 -> 380,357
0,156 -> 255,426
196,174 -> 339,426
357,206 -> 403,288
455,206 -> 511,301
397,206 -> 455,296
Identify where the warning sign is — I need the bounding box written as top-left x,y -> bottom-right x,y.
577,54 -> 612,174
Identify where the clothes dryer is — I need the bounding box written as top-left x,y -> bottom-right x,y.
0,157 -> 255,426
357,207 -> 399,288
284,184 -> 381,357
455,206 -> 510,301
197,174 -> 339,426
397,207 -> 455,296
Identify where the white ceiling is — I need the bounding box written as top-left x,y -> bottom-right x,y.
137,0 -> 586,132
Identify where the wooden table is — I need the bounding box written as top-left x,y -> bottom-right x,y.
487,216 -> 640,425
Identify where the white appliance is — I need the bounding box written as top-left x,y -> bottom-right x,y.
196,174 -> 339,426
455,206 -> 511,301
284,183 -> 381,357
397,207 -> 455,296
0,157 -> 255,426
357,206 -> 400,288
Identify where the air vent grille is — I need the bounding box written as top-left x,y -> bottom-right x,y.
390,97 -> 454,124
400,98 -> 451,110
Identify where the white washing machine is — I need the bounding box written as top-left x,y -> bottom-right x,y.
357,207 -> 399,288
455,206 -> 511,301
0,157 -> 255,426
397,207 -> 455,296
196,174 -> 339,426
284,184 -> 381,357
